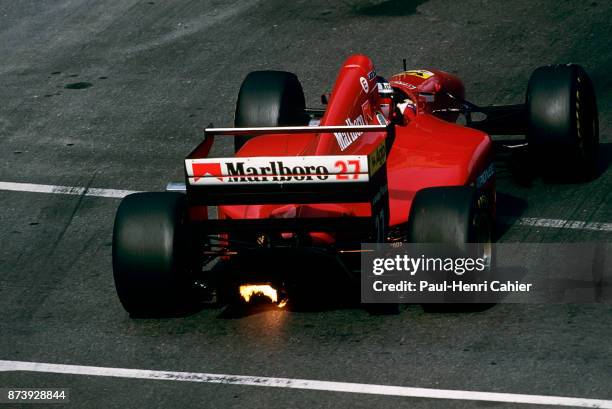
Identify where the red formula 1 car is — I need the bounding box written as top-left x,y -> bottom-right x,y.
112,54 -> 598,316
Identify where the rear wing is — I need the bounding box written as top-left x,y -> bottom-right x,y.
184,124 -> 391,240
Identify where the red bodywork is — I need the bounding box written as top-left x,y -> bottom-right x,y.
191,54 -> 494,246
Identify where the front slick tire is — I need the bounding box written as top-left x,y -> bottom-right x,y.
527,64 -> 599,181
406,186 -> 494,313
233,70 -> 307,152
112,192 -> 197,318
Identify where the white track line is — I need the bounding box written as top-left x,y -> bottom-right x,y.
1,181 -> 611,233
0,360 -> 610,408
0,181 -> 138,199
514,217 -> 612,232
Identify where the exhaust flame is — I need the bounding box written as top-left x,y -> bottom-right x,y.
239,284 -> 286,308
239,284 -> 278,303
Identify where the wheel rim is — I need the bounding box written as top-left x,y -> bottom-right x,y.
575,75 -> 598,162
473,211 -> 493,270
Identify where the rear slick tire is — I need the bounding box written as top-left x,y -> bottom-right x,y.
406,186 -> 494,312
112,192 -> 196,317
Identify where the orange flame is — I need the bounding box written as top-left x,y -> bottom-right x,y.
239,284 -> 287,308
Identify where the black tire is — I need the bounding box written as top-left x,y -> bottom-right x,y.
407,186 -> 492,245
406,186 -> 494,311
234,70 -> 307,152
527,64 -> 599,180
112,192 -> 196,317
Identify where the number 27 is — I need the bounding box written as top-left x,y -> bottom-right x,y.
335,160 -> 361,179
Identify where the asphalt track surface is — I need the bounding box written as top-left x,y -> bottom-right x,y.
1,0 -> 611,408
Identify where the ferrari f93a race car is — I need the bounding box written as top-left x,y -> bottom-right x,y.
112,54 -> 599,316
